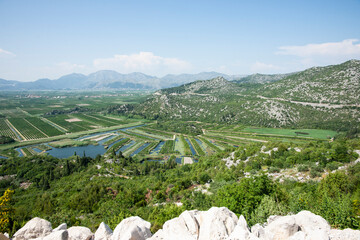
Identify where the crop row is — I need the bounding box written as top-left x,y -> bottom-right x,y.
189,137 -> 205,156
25,117 -> 63,137
129,129 -> 165,140
89,114 -> 126,125
106,138 -> 130,154
137,127 -> 174,138
136,142 -> 159,156
198,137 -> 221,152
45,115 -> 91,132
8,118 -> 47,140
120,130 -> 154,140
73,114 -> 115,127
159,140 -> 176,154
0,119 -> 18,139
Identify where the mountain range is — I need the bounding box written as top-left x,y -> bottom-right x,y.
0,71 -> 250,91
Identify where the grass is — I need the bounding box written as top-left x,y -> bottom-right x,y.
174,136 -> 186,155
242,127 -> 337,139
49,139 -> 96,148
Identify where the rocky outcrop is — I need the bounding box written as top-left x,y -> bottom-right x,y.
13,217 -> 52,240
67,227 -> 93,240
111,216 -> 152,240
94,222 -> 112,240
11,208 -> 360,240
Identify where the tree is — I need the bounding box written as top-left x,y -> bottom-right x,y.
0,189 -> 14,233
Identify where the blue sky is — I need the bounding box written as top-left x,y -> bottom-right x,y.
0,0 -> 360,81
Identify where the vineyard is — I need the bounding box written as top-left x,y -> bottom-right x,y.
25,117 -> 63,137
0,119 -> 19,140
8,118 -> 47,140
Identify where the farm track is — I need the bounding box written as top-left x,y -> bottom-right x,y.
5,119 -> 26,140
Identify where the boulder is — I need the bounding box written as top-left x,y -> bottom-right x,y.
198,207 -> 238,240
251,224 -> 265,239
34,230 -> 68,240
289,231 -> 306,240
294,211 -> 330,235
68,226 -> 93,240
13,217 -> 52,240
53,223 -> 67,232
329,228 -> 360,240
303,229 -> 329,240
157,210 -> 200,240
95,222 -> 113,240
111,216 -> 152,240
264,215 -> 300,240
147,229 -> 164,240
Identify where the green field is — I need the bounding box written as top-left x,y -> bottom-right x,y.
0,119 -> 19,139
8,118 -> 47,140
242,127 -> 337,139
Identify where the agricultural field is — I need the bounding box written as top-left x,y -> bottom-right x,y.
8,118 -> 47,140
240,127 -> 337,139
25,117 -> 63,137
0,119 -> 19,140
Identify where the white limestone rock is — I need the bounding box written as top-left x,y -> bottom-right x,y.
251,224 -> 265,239
13,217 -> 52,240
147,229 -> 164,240
294,211 -> 330,235
36,230 -> 68,240
329,228 -> 360,240
264,215 -> 300,240
53,223 -> 67,232
198,207 -> 238,240
289,231 -> 306,240
95,222 -> 113,240
111,216 -> 152,240
157,210 -> 200,240
68,226 -> 93,240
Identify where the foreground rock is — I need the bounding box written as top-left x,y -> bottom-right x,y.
13,217 -> 52,240
11,208 -> 360,240
95,222 -> 113,240
67,226 -> 93,240
111,216 -> 152,240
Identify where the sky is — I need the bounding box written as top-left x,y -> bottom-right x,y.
0,0 -> 360,82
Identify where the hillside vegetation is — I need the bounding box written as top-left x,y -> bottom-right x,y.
122,60 -> 359,133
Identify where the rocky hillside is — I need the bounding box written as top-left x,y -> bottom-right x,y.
130,60 -> 360,131
10,208 -> 360,240
232,73 -> 293,84
258,60 -> 360,104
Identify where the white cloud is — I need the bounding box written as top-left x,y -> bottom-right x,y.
277,39 -> 360,57
0,48 -> 15,56
250,61 -> 281,73
93,51 -> 191,75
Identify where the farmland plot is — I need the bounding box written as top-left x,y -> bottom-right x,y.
25,117 -> 63,137
0,119 -> 18,139
45,115 -> 93,132
8,118 -> 47,140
